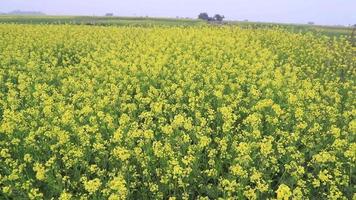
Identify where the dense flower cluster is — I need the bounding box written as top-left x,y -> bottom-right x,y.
0,24 -> 355,199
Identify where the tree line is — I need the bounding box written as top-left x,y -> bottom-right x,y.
198,13 -> 225,22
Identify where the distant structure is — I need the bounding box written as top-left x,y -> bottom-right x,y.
105,13 -> 114,17
198,12 -> 225,22
308,21 -> 315,25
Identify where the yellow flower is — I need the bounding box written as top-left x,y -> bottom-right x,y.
292,187 -> 303,199
330,126 -> 341,138
295,108 -> 304,119
108,175 -> 127,199
28,188 -> 43,200
0,149 -> 10,158
243,188 -> 257,200
230,164 -> 247,178
24,154 -> 32,163
57,130 -> 70,145
318,170 -> 331,183
312,179 -> 320,188
113,129 -> 123,142
83,178 -> 101,194
272,104 -> 284,116
33,163 -> 46,181
2,186 -> 11,194
250,170 -> 262,183
172,114 -> 185,129
254,99 -> 274,110
143,129 -> 154,139
260,138 -> 273,156
198,135 -> 211,148
244,113 -> 261,128
59,191 -> 72,200
153,141 -> 164,158
161,125 -> 173,135
113,147 -> 130,161
344,143 -> 356,162
276,184 -> 292,200
313,152 -> 336,163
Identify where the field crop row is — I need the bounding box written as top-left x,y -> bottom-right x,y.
0,25 -> 355,199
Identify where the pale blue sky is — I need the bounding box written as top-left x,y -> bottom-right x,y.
1,0 -> 355,25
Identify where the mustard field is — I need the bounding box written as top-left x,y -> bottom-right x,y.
0,24 -> 355,199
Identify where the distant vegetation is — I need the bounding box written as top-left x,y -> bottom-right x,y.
0,15 -> 204,27
198,12 -> 225,22
0,10 -> 46,16
0,15 -> 353,37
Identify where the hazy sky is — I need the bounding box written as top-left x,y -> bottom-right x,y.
1,0 -> 355,25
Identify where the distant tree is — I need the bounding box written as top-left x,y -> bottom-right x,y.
198,12 -> 210,21
105,13 -> 113,17
213,14 -> 225,22
308,21 -> 315,25
198,13 -> 225,22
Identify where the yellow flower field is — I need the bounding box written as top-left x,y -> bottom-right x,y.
0,24 -> 355,199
